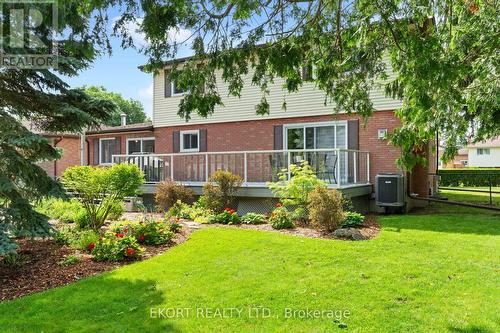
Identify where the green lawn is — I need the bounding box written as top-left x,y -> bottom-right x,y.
1,210 -> 499,332
439,188 -> 500,206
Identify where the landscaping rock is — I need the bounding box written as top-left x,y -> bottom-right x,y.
333,228 -> 367,241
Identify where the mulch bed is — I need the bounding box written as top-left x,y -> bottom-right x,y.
0,226 -> 193,302
1,215 -> 380,302
183,214 -> 381,240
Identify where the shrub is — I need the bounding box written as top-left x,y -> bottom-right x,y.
167,218 -> 182,233
209,208 -> 241,225
54,226 -> 75,245
269,206 -> 294,229
92,233 -> 143,261
155,180 -> 195,210
202,170 -> 243,213
267,161 -> 326,220
133,220 -> 174,245
36,198 -> 86,223
438,169 -> 500,187
62,164 -> 144,230
111,218 -> 175,246
166,200 -> 191,219
341,212 -> 365,228
107,200 -> 125,220
307,186 -> 345,232
186,199 -> 213,220
69,230 -> 100,251
241,213 -> 267,225
57,255 -> 79,267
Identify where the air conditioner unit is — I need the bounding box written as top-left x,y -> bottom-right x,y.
375,173 -> 405,207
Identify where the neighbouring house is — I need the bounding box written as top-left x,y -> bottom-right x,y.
24,122 -> 82,179
439,147 -> 469,169
466,137 -> 500,168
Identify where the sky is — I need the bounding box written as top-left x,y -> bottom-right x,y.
64,11 -> 192,119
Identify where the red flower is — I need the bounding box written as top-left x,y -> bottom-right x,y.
116,233 -> 124,238
87,242 -> 95,250
138,234 -> 145,241
126,248 -> 135,256
123,228 -> 129,233
276,203 -> 282,208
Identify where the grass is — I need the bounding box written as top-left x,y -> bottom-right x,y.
439,188 -> 500,206
1,208 -> 499,332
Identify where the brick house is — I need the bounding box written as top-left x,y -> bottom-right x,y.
46,57 -> 437,212
98,58 -> 436,212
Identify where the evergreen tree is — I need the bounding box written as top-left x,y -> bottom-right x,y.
0,1 -> 115,253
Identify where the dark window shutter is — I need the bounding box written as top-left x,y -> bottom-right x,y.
347,119 -> 359,183
173,131 -> 180,153
199,129 -> 207,152
93,138 -> 99,165
164,70 -> 171,97
347,119 -> 359,150
114,137 -> 121,158
274,125 -> 283,150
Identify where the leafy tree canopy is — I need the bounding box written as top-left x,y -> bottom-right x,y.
83,86 -> 148,126
112,0 -> 499,167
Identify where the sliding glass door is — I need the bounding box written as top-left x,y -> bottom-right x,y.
284,122 -> 347,184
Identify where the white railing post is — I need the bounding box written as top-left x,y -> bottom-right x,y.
205,153 -> 209,182
243,152 -> 248,184
336,149 -> 341,188
170,155 -> 174,181
367,153 -> 370,183
353,151 -> 357,184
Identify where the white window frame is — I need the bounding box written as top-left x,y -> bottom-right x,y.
180,130 -> 200,152
477,148 -> 490,155
99,138 -> 116,165
283,121 -> 348,150
126,137 -> 155,155
171,81 -> 188,97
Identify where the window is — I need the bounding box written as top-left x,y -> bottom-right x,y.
171,80 -> 187,96
99,138 -> 116,165
477,148 -> 490,155
180,130 -> 199,152
127,138 -> 155,155
284,122 -> 347,150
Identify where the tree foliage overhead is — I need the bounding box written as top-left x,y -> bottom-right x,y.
113,0 -> 499,167
83,86 -> 148,126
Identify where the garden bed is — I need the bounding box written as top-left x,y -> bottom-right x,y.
203,214 -> 380,240
0,225 -> 192,302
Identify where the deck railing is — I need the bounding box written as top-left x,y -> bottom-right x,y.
112,149 -> 370,188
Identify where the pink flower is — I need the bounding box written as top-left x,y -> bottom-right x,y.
276,203 -> 282,208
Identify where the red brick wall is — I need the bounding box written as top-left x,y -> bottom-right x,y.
55,137 -> 81,177
87,131 -> 155,165
154,110 -> 403,182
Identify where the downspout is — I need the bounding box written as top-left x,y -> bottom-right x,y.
53,136 -> 63,178
85,138 -> 91,166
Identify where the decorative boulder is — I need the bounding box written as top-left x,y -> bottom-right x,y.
333,228 -> 367,241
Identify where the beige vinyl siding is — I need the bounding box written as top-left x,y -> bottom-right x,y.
153,61 -> 402,127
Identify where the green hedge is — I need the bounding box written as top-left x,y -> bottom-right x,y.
438,169 -> 500,187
